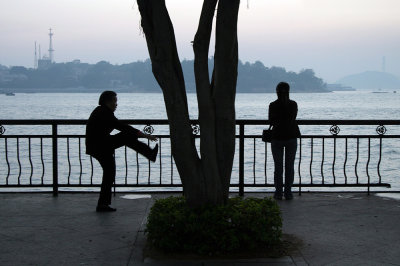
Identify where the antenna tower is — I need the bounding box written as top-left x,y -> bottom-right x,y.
48,28 -> 54,62
34,41 -> 38,69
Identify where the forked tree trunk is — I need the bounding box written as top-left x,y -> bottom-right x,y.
137,0 -> 240,208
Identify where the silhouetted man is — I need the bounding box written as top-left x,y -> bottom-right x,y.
86,91 -> 158,212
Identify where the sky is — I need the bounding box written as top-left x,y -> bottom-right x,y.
0,0 -> 399,83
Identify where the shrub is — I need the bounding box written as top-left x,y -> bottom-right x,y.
146,196 -> 282,255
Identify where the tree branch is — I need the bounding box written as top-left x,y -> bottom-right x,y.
214,0 -> 240,200
193,0 -> 222,203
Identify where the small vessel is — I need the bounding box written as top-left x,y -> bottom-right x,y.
372,89 -> 388,93
5,92 -> 15,96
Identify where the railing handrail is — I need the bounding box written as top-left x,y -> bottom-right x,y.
1,119 -> 400,126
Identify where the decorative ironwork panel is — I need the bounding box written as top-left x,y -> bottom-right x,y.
376,125 -> 387,135
191,124 -> 200,135
329,125 -> 340,135
143,125 -> 154,135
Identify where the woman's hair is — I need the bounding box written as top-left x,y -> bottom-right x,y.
99,91 -> 117,106
276,82 -> 290,100
276,82 -> 290,93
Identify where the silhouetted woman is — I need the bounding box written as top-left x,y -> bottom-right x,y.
268,82 -> 301,200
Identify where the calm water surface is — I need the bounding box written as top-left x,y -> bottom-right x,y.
1,91 -> 399,120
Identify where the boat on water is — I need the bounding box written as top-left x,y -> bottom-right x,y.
372,88 -> 389,93
5,92 -> 15,96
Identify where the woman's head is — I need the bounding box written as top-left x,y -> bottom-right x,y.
276,82 -> 290,100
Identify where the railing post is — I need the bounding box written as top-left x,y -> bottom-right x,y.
239,124 -> 244,197
52,123 -> 58,196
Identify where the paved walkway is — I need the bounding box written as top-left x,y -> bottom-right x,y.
0,192 -> 399,265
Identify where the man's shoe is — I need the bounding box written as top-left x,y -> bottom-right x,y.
96,205 -> 117,212
150,144 -> 158,162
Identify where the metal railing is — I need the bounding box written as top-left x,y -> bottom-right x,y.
0,119 -> 399,196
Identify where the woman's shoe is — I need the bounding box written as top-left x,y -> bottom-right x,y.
273,192 -> 283,200
96,205 -> 117,212
284,192 -> 293,200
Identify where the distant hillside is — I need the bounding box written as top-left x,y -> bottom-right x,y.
0,60 -> 328,93
337,71 -> 400,91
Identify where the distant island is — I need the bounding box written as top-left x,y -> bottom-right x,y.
336,71 -> 400,91
0,59 -> 329,93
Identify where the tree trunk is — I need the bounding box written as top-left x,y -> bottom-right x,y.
137,0 -> 240,208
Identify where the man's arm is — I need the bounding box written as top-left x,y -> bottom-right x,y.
113,116 -> 157,141
113,118 -> 140,136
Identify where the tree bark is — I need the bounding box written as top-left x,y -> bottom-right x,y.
193,0 -> 221,204
213,0 -> 240,201
137,0 -> 240,208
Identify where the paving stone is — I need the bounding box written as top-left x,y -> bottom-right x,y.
1,192 -> 399,265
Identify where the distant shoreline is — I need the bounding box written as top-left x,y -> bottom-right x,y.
0,88 -> 335,94
0,60 -> 329,93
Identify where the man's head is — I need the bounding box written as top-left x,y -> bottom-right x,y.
276,82 -> 290,100
99,91 -> 117,112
